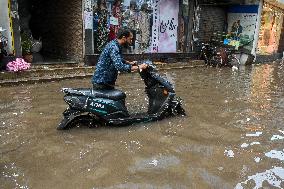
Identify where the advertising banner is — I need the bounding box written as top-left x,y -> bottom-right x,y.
151,0 -> 179,53
227,5 -> 259,52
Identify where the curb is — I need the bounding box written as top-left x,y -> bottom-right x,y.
0,61 -> 205,87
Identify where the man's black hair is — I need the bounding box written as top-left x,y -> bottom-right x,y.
117,27 -> 132,39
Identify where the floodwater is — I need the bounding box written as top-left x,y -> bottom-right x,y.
1,62 -> 284,189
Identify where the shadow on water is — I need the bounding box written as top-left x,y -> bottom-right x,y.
1,62 -> 284,188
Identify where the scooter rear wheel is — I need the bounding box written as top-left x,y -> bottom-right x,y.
57,117 -> 71,130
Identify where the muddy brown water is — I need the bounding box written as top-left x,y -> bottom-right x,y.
1,62 -> 284,189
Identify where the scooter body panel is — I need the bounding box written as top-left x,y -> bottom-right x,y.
64,94 -> 129,118
58,61 -> 186,130
86,97 -> 129,118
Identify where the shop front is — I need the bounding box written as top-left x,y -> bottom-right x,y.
1,0 -> 84,64
85,0 -> 195,65
257,1 -> 284,55
89,0 -> 190,54
192,0 -> 261,52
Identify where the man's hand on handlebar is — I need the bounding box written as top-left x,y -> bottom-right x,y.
126,60 -> 137,66
138,63 -> 148,71
131,63 -> 148,72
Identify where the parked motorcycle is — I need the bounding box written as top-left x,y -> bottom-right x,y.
0,33 -> 8,70
0,33 -> 8,57
199,41 -> 240,68
57,60 -> 186,130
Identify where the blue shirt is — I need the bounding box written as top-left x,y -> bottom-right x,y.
92,40 -> 131,86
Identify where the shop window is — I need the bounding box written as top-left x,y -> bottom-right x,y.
93,0 -> 153,54
93,0 -> 186,54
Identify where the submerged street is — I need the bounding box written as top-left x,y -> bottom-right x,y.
1,62 -> 284,188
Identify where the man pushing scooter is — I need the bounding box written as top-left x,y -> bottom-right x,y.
92,27 -> 148,90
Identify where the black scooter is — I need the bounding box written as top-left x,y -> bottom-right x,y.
57,61 -> 186,130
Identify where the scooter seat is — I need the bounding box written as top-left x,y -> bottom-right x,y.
91,89 -> 126,101
62,88 -> 126,101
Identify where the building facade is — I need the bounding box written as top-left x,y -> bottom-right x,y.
1,0 -> 283,65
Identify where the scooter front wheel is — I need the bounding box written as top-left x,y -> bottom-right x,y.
171,97 -> 186,116
175,104 -> 186,116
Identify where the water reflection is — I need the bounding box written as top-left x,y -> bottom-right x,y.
0,63 -> 284,188
234,62 -> 284,188
235,167 -> 284,189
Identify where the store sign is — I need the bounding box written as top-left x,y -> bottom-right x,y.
151,0 -> 179,53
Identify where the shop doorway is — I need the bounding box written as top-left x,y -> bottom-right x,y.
17,0 -> 84,63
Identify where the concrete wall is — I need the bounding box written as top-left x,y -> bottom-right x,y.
278,18 -> 284,53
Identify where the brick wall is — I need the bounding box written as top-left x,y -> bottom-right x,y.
196,5 -> 226,42
278,19 -> 284,53
40,0 -> 83,62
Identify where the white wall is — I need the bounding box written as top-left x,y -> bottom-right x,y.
0,0 -> 13,54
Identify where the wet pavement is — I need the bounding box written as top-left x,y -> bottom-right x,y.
1,62 -> 284,189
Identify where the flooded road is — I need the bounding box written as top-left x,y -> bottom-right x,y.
1,62 -> 284,189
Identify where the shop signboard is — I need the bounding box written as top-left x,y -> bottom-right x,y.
151,0 -> 179,53
227,5 -> 259,52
